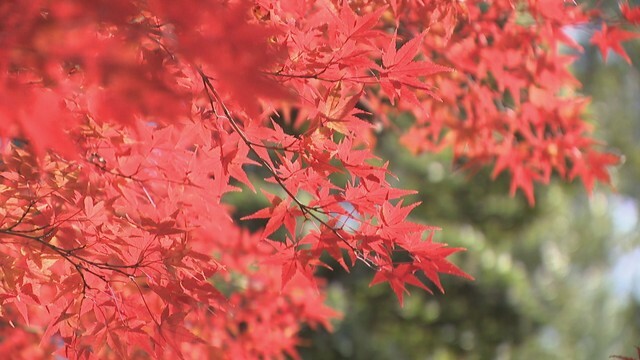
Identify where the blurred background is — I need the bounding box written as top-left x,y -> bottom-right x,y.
293,3 -> 640,359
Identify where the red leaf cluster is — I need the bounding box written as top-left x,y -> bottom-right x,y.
0,0 -> 635,358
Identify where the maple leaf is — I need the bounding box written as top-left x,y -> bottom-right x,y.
569,150 -> 620,193
590,23 -> 640,64
621,2 -> 640,25
379,200 -> 437,237
317,84 -> 370,135
370,264 -> 431,306
83,196 -> 107,224
338,4 -> 387,40
378,31 -> 452,103
241,192 -> 292,239
401,232 -> 473,293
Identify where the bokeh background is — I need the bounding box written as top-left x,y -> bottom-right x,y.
290,2 -> 640,359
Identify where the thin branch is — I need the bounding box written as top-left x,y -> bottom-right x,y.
197,68 -> 377,269
5,201 -> 34,231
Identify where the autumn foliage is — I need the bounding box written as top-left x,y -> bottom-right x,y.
0,0 -> 638,358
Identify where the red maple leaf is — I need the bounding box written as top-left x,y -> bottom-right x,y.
590,23 -> 640,64
378,31 -> 451,104
621,2 -> 640,25
370,264 -> 431,306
